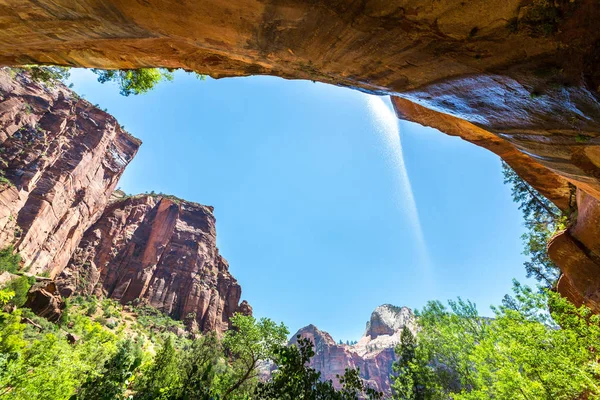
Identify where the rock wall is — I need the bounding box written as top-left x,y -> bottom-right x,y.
1,0 -> 600,309
291,305 -> 416,394
0,70 -> 140,277
57,194 -> 250,333
0,72 -> 249,332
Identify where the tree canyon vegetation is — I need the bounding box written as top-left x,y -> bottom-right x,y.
2,0 -> 600,395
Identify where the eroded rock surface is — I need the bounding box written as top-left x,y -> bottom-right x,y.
291,305 -> 416,394
24,280 -> 64,322
1,1 -> 600,309
0,70 -> 140,277
57,194 -> 250,333
548,189 -> 600,312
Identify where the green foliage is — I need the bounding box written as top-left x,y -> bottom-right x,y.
222,313 -> 290,398
391,283 -> 600,399
131,303 -> 186,336
133,337 -> 182,399
0,307 -> 119,399
73,339 -> 143,400
134,333 -> 229,400
8,275 -> 34,307
256,336 -> 382,399
520,0 -> 561,36
502,162 -> 563,287
11,66 -> 71,85
92,68 -> 174,96
391,327 -> 423,400
576,133 -> 592,143
0,246 -> 21,274
0,170 -> 11,187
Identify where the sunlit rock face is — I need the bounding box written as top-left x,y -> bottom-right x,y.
549,190 -> 600,313
0,0 -> 568,93
57,194 -> 250,333
291,305 -> 416,395
2,0 -> 600,310
0,70 -> 140,277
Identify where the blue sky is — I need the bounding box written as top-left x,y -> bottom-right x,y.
68,69 -> 531,341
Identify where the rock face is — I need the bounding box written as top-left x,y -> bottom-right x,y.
57,194 -> 250,333
24,280 -> 65,322
548,189 -> 600,312
291,305 -> 416,395
0,70 -> 140,277
1,1 -> 600,309
0,72 -> 248,332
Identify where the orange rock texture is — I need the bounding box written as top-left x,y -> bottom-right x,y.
2,1 -> 600,309
57,194 -> 250,333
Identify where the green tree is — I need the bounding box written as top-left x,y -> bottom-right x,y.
502,162 -> 564,287
92,69 -> 174,96
391,326 -> 422,400
221,313 -> 289,399
8,275 -> 34,307
11,65 -> 71,85
177,333 -> 226,400
73,339 -> 143,400
0,246 -> 21,273
133,336 -> 181,400
399,282 -> 600,399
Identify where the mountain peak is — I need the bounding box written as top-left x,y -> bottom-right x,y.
365,304 -> 414,339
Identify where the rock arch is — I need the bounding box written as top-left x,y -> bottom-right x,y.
2,0 -> 600,309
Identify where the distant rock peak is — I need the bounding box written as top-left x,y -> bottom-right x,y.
365,304 -> 415,339
290,304 -> 416,394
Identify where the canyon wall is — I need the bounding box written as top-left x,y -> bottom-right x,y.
57,194 -> 251,333
291,305 -> 416,394
1,1 -> 600,309
0,72 -> 249,332
0,69 -> 140,277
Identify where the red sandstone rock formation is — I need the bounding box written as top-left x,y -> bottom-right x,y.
1,1 -> 600,310
0,70 -> 140,277
0,71 -> 248,331
57,194 -> 250,333
24,280 -> 65,322
291,305 -> 416,395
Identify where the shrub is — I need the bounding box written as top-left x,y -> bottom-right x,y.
0,246 -> 21,273
9,275 -> 34,307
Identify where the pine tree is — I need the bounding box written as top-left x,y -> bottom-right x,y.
391,327 -> 422,400
502,162 -> 563,287
74,339 -> 143,400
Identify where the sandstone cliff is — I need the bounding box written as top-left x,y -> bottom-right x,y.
1,0 -> 600,311
0,71 -> 249,333
0,69 -> 140,277
291,305 -> 416,394
57,193 -> 251,333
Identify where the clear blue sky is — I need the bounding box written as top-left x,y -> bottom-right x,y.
68,69 -> 531,341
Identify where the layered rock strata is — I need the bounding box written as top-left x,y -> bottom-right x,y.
1,1 -> 600,309
291,305 -> 416,394
0,72 -> 249,332
0,69 -> 140,277
57,194 -> 250,333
